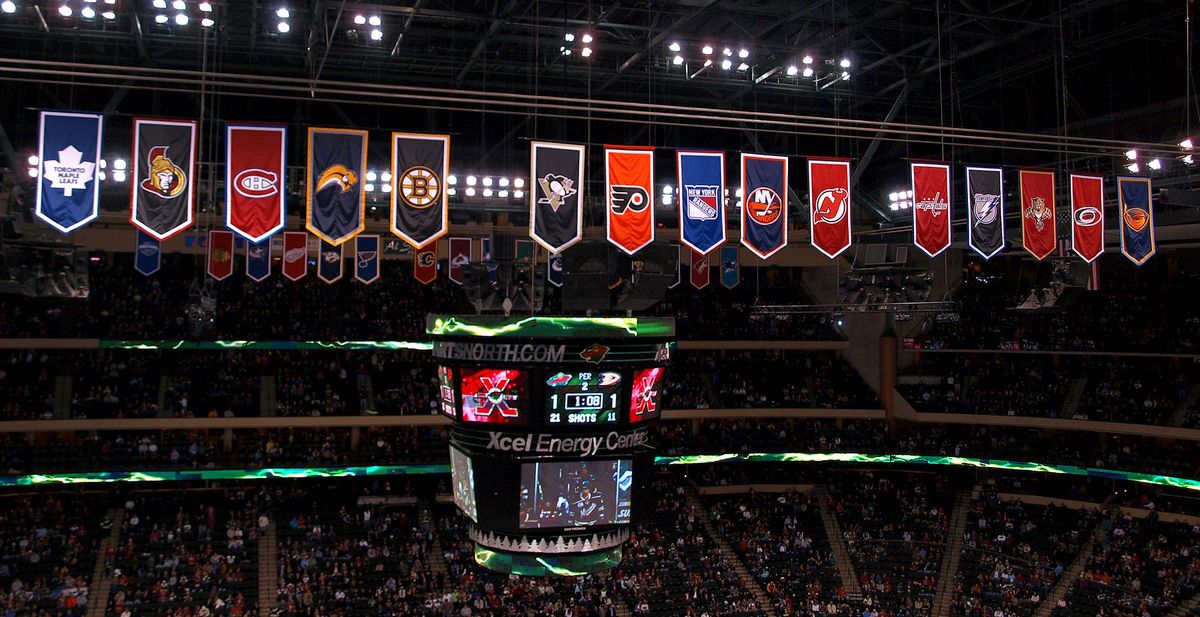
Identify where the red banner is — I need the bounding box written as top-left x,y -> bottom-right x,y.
1020,169 -> 1057,260
1070,174 -> 1104,263
448,237 -> 471,285
911,162 -> 952,257
414,245 -> 437,285
689,249 -> 710,289
207,230 -> 235,280
282,231 -> 308,281
808,158 -> 852,258
226,124 -> 286,243
605,147 -> 655,254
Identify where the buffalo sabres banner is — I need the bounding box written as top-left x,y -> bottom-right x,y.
808,158 -> 852,259
132,118 -> 197,241
605,146 -> 654,254
354,234 -> 381,284
391,132 -> 449,248
547,252 -> 564,287
134,230 -> 161,276
207,230 -> 235,280
414,245 -> 438,285
965,166 -> 1005,259
1118,177 -> 1155,265
306,128 -> 367,246
448,237 -> 471,285
911,162 -> 952,257
530,141 -> 585,253
246,241 -> 272,282
226,123 -> 286,243
36,111 -> 103,233
1019,169 -> 1057,260
689,249 -> 710,289
678,150 -> 726,255
720,246 -> 740,289
740,153 -> 789,259
317,240 -> 344,283
1070,174 -> 1105,263
282,231 -> 309,281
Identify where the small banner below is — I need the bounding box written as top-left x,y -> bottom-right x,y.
134,230 -> 161,276
207,230 -> 235,280
246,241 -> 271,282
482,238 -> 497,284
1118,177 -> 1156,265
36,111 -> 103,234
965,166 -> 1005,259
1070,174 -> 1105,263
678,150 -> 726,255
318,240 -> 344,283
720,246 -> 740,288
911,162 -> 952,257
530,141 -> 585,253
807,158 -> 852,259
547,252 -> 564,287
516,239 -> 536,264
282,231 -> 309,281
226,123 -> 287,243
448,237 -> 471,285
354,234 -> 380,284
689,249 -> 710,289
414,245 -> 437,285
669,244 -> 682,289
1020,169 -> 1057,260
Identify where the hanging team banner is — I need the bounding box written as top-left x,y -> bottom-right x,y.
1019,169 -> 1057,260
132,118 -> 197,241
354,235 -> 380,284
225,123 -> 287,243
1070,174 -> 1105,263
1118,177 -> 1156,265
246,241 -> 272,282
965,166 -> 1005,259
207,230 -> 235,280
808,158 -> 852,259
134,230 -> 161,276
911,162 -> 952,257
306,128 -> 367,246
414,245 -> 437,285
391,132 -> 449,248
36,111 -> 103,233
318,240 -> 344,283
605,146 -> 655,254
547,252 -> 564,287
720,246 -> 740,288
448,237 -> 472,285
678,151 -> 726,255
282,231 -> 309,281
530,141 -> 585,253
689,249 -> 710,289
739,153 -> 789,259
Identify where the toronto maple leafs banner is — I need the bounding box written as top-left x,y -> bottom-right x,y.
740,153 -> 788,259
911,162 -> 952,257
808,158 -> 852,259
317,239 -> 344,284
448,237 -> 471,285
605,146 -> 655,254
391,132 -> 449,248
282,231 -> 309,281
1019,169 -> 1057,260
1118,177 -> 1156,265
678,150 -> 726,255
306,128 -> 367,246
226,123 -> 287,243
965,166 -> 1005,259
1070,174 -> 1105,263
530,141 -> 585,253
134,230 -> 161,276
720,246 -> 740,289
207,230 -> 235,281
132,118 -> 197,241
36,111 -> 103,233
547,252 -> 564,287
354,234 -> 380,284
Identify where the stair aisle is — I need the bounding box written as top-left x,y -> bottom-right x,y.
815,486 -> 862,597
86,508 -> 123,617
931,489 -> 973,617
1034,513 -> 1109,617
259,521 -> 277,614
682,483 -> 779,617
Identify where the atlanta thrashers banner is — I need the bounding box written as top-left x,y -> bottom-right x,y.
678,150 -> 726,255
132,118 -> 197,241
530,141 -> 585,253
808,158 -> 852,259
36,111 -> 103,234
135,230 -> 161,276
1070,174 -> 1105,263
354,235 -> 380,284
605,146 -> 655,254
207,230 -> 235,280
1118,177 -> 1156,265
414,245 -> 437,284
1020,169 -> 1057,260
391,132 -> 449,249
226,123 -> 286,243
965,166 -> 1005,259
306,128 -> 367,246
911,162 -> 952,257
720,246 -> 739,289
689,249 -> 710,289
741,153 -> 789,259
317,240 -> 343,283
448,237 -> 471,285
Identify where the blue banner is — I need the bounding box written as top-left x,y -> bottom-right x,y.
36,111 -> 103,233
548,252 -> 564,287
246,241 -> 271,282
306,128 -> 367,246
134,230 -> 161,276
1118,177 -> 1155,265
318,240 -> 343,283
355,234 -> 380,284
720,246 -> 740,288
740,154 -> 788,259
677,151 -> 726,255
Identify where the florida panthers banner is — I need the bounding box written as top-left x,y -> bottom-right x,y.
965,166 -> 1005,259
414,246 -> 437,285
678,151 -> 726,255
547,252 -> 564,287
740,153 -> 789,259
689,249 -> 710,289
354,235 -> 380,284
132,118 -> 197,241
448,237 -> 471,285
207,230 -> 235,280
391,132 -> 449,249
225,123 -> 286,243
1118,177 -> 1155,265
318,240 -> 343,283
530,141 -> 585,253
134,230 -> 161,276
246,241 -> 271,282
720,246 -> 740,288
1070,174 -> 1105,263
808,158 -> 852,259
911,162 -> 952,257
306,128 -> 367,246
605,146 -> 655,254
36,111 -> 103,233
1019,169 -> 1057,260
282,232 -> 308,281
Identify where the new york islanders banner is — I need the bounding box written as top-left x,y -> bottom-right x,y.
1070,174 -> 1105,263
678,151 -> 726,255
226,123 -> 286,243
1019,169 -> 1057,260
354,235 -> 380,284
207,230 -> 235,280
911,162 -> 952,257
246,241 -> 271,282
132,118 -> 197,241
689,249 -> 710,289
414,245 -> 437,285
605,146 -> 654,254
1118,177 -> 1156,265
391,133 -> 449,248
318,240 -> 344,283
448,237 -> 471,285
306,128 -> 367,246
36,111 -> 103,233
808,158 -> 852,259
720,246 -> 740,288
547,252 -> 564,287
965,167 -> 1005,259
740,153 -> 788,259
134,230 -> 161,276
282,231 -> 309,281
530,141 -> 585,253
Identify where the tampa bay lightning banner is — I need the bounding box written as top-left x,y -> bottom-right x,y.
355,234 -> 381,284
720,246 -> 739,288
246,241 -> 271,282
1118,177 -> 1156,265
547,252 -> 564,287
306,128 -> 367,246
36,111 -> 103,233
677,150 -> 726,255
134,230 -> 161,276
965,166 -> 1005,259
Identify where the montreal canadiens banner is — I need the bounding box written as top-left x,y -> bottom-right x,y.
1019,169 -> 1057,260
1070,174 -> 1105,263
547,252 -> 564,287
720,246 -> 740,289
1118,177 -> 1156,265
226,123 -> 286,243
132,118 -> 197,241
605,146 -> 654,254
807,158 -> 852,259
36,111 -> 103,233
282,231 -> 309,281
965,166 -> 1005,259
911,162 -> 952,257
354,235 -> 381,284
689,249 -> 710,289
391,132 -> 449,249
741,153 -> 789,259
530,141 -> 585,253
318,240 -> 344,283
246,241 -> 271,282
678,150 -> 726,255
448,237 -> 471,285
414,246 -> 437,284
207,230 -> 235,280
134,230 -> 161,276
306,128 -> 367,246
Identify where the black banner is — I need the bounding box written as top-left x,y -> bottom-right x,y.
131,118 -> 197,240
391,133 -> 449,249
529,141 -> 585,253
965,166 -> 1005,259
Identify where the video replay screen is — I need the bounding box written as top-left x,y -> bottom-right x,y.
519,460 -> 633,529
450,446 -> 478,522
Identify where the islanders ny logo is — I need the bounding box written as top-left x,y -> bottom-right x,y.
746,186 -> 783,226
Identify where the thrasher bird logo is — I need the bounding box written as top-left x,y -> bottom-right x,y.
609,185 -> 649,214
579,344 -> 610,364
400,166 -> 440,208
746,187 -> 783,225
1025,196 -> 1053,232
316,165 -> 358,193
813,188 -> 848,224
140,146 -> 187,198
1124,207 -> 1150,232
537,174 -> 576,212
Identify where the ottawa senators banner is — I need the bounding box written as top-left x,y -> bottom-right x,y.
282,231 -> 309,281
740,153 -> 789,259
605,146 -> 654,254
689,249 -> 710,289
36,111 -> 103,233
306,128 -> 367,246
911,162 -> 952,257
720,246 -> 740,289
965,166 -> 1005,259
207,230 -> 235,280
246,241 -> 271,282
1019,169 -> 1057,260
1070,174 -> 1104,263
808,158 -> 852,259
354,235 -> 380,284
530,141 -> 585,253
134,230 -> 161,276
226,123 -> 286,243
414,245 -> 438,284
317,240 -> 344,283
1118,177 -> 1156,265
391,133 -> 449,249
132,118 -> 197,241
678,150 -> 726,255
448,237 -> 471,285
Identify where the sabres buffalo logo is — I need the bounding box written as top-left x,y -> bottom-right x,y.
580,343 -> 609,364
140,146 -> 187,198
745,187 -> 783,225
609,184 -> 649,214
400,166 -> 440,209
1123,207 -> 1149,232
813,187 -> 848,225
316,164 -> 358,193
1025,196 -> 1052,232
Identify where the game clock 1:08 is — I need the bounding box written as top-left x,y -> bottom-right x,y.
545,371 -> 622,425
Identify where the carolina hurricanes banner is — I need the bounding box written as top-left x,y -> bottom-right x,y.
226,123 -> 286,243
678,151 -> 726,255
36,111 -> 103,233
246,241 -> 271,282
391,132 -> 449,248
605,146 -> 654,254
1019,169 -> 1057,260
689,249 -> 710,289
414,245 -> 437,284
720,246 -> 740,288
306,128 -> 367,246
354,235 -> 380,284
282,232 -> 308,281
448,237 -> 471,285
740,153 -> 788,259
1070,174 -> 1105,263
808,158 -> 852,259
548,252 -> 564,287
1118,177 -> 1156,265
965,166 -> 1005,259
134,230 -> 161,276
911,162 -> 952,257
530,141 -> 585,253
207,230 -> 235,280
318,240 -> 344,283
132,118 -> 197,241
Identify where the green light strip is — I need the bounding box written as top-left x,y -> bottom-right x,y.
427,315 -> 674,338
100,340 -> 433,351
0,464 -> 449,486
535,558 -> 588,577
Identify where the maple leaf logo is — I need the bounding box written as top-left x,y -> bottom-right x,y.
43,146 -> 95,197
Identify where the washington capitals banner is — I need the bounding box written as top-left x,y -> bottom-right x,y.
207,230 -> 235,281
134,230 -> 161,276
911,162 -> 952,257
36,111 -> 103,233
1070,174 -> 1105,263
530,141 -> 585,253
965,166 -> 1005,259
132,118 -> 197,241
414,246 -> 437,285
678,151 -> 726,255
1019,169 -> 1057,260
226,123 -> 286,243
246,241 -> 272,282
548,252 -> 564,287
354,235 -> 380,284
306,128 -> 367,246
391,132 -> 449,249
448,237 -> 471,285
282,231 -> 309,281
605,146 -> 655,254
740,153 -> 788,259
318,240 -> 344,283
1118,177 -> 1155,265
720,246 -> 740,289
689,249 -> 710,289
808,158 -> 852,259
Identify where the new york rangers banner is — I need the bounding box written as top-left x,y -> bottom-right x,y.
226,123 -> 286,243
678,151 -> 726,255
354,235 -> 380,284
1070,174 -> 1105,263
246,241 -> 271,282
689,249 -> 710,289
965,166 -> 1005,259
391,133 -> 449,248
605,146 -> 654,254
36,111 -> 103,233
1118,177 -> 1156,265
134,230 -> 161,276
318,240 -> 344,283
720,246 -> 740,288
808,158 -> 852,259
207,230 -> 235,280
548,252 -> 564,287
282,232 -> 309,281
414,245 -> 437,285
740,153 -> 789,259
530,141 -> 585,253
448,237 -> 471,285
1019,169 -> 1057,260
132,118 -> 197,241
306,128 -> 367,246
911,162 -> 952,257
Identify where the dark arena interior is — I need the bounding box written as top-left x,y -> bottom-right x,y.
3,0 -> 1200,616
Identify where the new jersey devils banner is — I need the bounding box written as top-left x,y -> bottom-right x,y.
317,240 -> 344,283
135,230 -> 161,276
547,252 -> 564,287
246,241 -> 271,282
720,246 -> 740,289
689,249 -> 710,289
414,245 -> 438,285
132,118 -> 197,241
1019,169 -> 1057,260
605,146 -> 654,254
207,230 -> 235,280
739,153 -> 788,259
965,166 -> 1005,259
530,141 -> 585,253
354,235 -> 380,284
808,158 -> 852,259
448,237 -> 471,285
226,124 -> 286,243
307,128 -> 367,246
36,111 -> 103,233
678,151 -> 726,255
391,132 -> 449,249
911,162 -> 952,257
282,232 -> 309,281
1118,177 -> 1156,265
1070,174 -> 1105,263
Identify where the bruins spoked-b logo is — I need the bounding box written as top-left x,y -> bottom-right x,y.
140,146 -> 187,198
400,165 -> 440,209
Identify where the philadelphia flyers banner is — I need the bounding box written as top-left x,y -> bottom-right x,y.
1070,174 -> 1104,263
448,237 -> 471,285
391,132 -> 449,249
605,146 -> 654,254
226,123 -> 286,243
1118,177 -> 1156,265
306,128 -> 367,246
740,153 -> 788,259
808,158 -> 852,259
1019,169 -> 1057,260
414,244 -> 438,284
530,141 -> 585,253
131,118 -> 197,241
207,230 -> 235,280
689,249 -> 710,289
911,162 -> 952,257
282,231 -> 309,281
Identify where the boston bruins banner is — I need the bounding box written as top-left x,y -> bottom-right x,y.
226,123 -> 287,243
306,128 -> 367,246
1019,169 -> 1057,260
391,132 -> 449,249
605,146 -> 655,254
1070,174 -> 1105,263
741,153 -> 789,259
1118,177 -> 1156,265
36,111 -> 103,234
530,141 -> 585,253
965,166 -> 1005,259
132,118 -> 197,241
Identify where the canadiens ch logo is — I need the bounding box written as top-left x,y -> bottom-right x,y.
140,146 -> 187,198
813,187 -> 848,225
316,164 -> 357,193
400,166 -> 440,208
746,187 -> 783,225
1025,196 -> 1053,232
609,185 -> 649,214
234,169 -> 278,199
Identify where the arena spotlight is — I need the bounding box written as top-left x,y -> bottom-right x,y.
380,171 -> 392,183
841,71 -> 850,80
701,44 -> 713,55
581,46 -> 592,58
198,2 -> 211,11
201,17 -> 213,27
673,55 -> 684,66
370,29 -> 382,41
839,57 -> 852,68
498,177 -> 510,187
175,13 -> 188,25
275,7 -> 289,18
498,189 -> 509,198
802,55 -> 813,65
1147,158 -> 1162,170
466,175 -> 477,186
101,9 -> 114,18
368,14 -> 380,26
152,0 -> 165,8
786,65 -> 798,76
720,59 -> 732,70
276,20 -> 289,32
447,187 -> 457,196
802,67 -> 814,77
737,62 -> 749,71
1183,154 -> 1195,165
564,33 -> 574,42
465,187 -> 476,197
26,155 -> 38,166
113,158 -> 126,170
581,33 -> 592,44
447,175 -> 457,185
513,189 -> 524,199
112,170 -> 126,182
1126,162 -> 1140,173
58,4 -> 71,16
738,48 -> 749,59
381,183 -> 392,193
353,14 -> 365,24
513,178 -> 524,188
0,0 -> 16,14
483,188 -> 493,197
28,167 -> 38,178
668,41 -> 681,52
155,13 -> 167,23
363,183 -> 374,192
1180,138 -> 1194,150
81,6 -> 95,18
661,185 -> 672,194
1125,149 -> 1138,160
662,194 -> 673,205
482,177 -> 492,187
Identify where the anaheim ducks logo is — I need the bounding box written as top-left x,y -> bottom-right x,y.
1025,196 -> 1052,232
400,166 -> 440,209
1123,207 -> 1149,232
140,146 -> 187,198
316,164 -> 358,193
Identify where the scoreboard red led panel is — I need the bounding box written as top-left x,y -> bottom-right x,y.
460,368 -> 530,424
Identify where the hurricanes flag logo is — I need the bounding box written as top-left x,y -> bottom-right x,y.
140,146 -> 187,198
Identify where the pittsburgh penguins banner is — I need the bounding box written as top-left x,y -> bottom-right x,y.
282,231 -> 309,281
1019,169 -> 1057,260
530,141 -> 585,253
911,162 -> 952,257
678,150 -> 726,255
740,153 -> 789,259
669,244 -> 682,289
808,158 -> 852,259
132,118 -> 197,241
448,237 -> 471,285
246,241 -> 272,282
36,111 -> 103,233
720,246 -> 740,289
207,230 -> 235,280
306,128 -> 367,246
414,244 -> 438,285
318,240 -> 344,283
134,230 -> 161,276
689,249 -> 710,289
226,123 -> 287,243
548,252 -> 564,287
1118,177 -> 1156,265
391,132 -> 449,248
605,146 -> 655,254
1070,174 -> 1105,263
354,235 -> 381,284
965,166 -> 1005,259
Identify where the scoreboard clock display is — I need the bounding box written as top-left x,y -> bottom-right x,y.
545,371 -> 622,425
